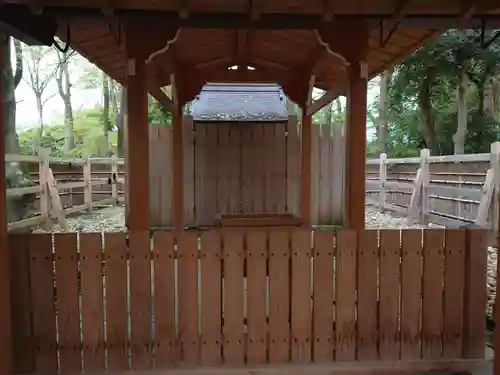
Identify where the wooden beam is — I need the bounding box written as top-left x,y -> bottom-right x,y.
170,73 -> 184,233
149,87 -> 173,112
378,0 -> 411,47
236,28 -> 250,67
124,28 -> 150,231
344,24 -> 369,230
306,87 -> 344,116
0,35 -> 12,375
300,75 -> 315,228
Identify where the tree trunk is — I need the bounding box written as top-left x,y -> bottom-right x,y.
377,68 -> 393,155
101,72 -> 110,156
453,69 -> 468,155
117,85 -> 126,157
1,34 -> 37,228
418,72 -> 440,155
56,50 -> 75,154
36,93 -> 44,146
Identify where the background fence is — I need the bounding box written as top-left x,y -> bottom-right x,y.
365,143 -> 500,234
148,117 -> 345,227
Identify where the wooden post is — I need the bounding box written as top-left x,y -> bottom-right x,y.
111,155 -> 118,202
171,74 -> 184,233
0,36 -> 13,375
379,152 -> 387,211
419,148 -> 430,224
300,76 -> 315,228
344,43 -> 368,229
124,39 -> 150,231
83,156 -> 92,212
38,148 -> 50,225
491,142 -> 500,240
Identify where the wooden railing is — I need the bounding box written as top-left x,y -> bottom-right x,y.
366,143 -> 497,230
9,228 -> 487,374
6,149 -> 125,231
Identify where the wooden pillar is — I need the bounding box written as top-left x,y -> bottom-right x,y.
344,26 -> 368,230
300,77 -> 314,228
171,74 -> 184,232
0,36 -> 12,375
125,41 -> 150,231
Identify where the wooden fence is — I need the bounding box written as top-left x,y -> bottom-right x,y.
6,150 -> 124,231
148,117 -> 345,227
366,144 -> 500,231
9,228 -> 487,374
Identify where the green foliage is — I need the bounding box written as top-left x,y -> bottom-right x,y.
19,108 -> 118,156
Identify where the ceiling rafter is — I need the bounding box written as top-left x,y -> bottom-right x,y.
178,0 -> 189,19
250,0 -> 264,21
236,28 -> 250,68
379,0 -> 412,48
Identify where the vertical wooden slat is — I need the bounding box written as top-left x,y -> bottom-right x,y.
268,230 -> 290,363
80,233 -> 105,371
246,230 -> 268,364
217,124 -> 230,216
400,230 -> 422,360
54,233 -> 81,373
286,117 -> 300,215
313,230 -> 334,362
253,124 -> 265,213
275,123 -> 287,213
357,230 -> 378,360
165,127 -> 173,227
178,231 -> 200,365
335,230 -> 357,361
310,124 -> 320,225
442,229 -> 466,358
104,233 -> 129,370
422,229 -> 444,359
463,229 -> 487,358
264,125 -> 275,213
129,231 -> 152,369
29,234 -> 57,374
241,126 -> 254,213
149,127 -> 160,226
184,116 -> 195,226
319,126 -> 332,224
195,124 -> 207,226
222,230 -> 245,364
153,232 -> 176,368
330,123 -> 345,224
378,230 -> 401,360
200,231 -> 223,365
206,126 -> 218,224
228,126 -> 242,214
10,235 -> 35,373
290,230 -> 312,362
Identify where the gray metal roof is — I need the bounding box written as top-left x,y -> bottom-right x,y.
191,83 -> 288,122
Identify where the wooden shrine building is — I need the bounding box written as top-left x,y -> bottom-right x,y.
0,1 -> 499,375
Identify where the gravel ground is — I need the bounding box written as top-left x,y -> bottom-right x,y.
34,204 -> 498,316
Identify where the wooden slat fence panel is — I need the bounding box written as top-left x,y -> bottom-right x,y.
246,230 -> 268,364
443,229 -> 466,358
184,116 -> 195,226
129,231 -> 152,369
200,231 -> 223,365
54,233 -> 81,373
177,232 -> 200,365
222,230 -> 245,364
422,229 -> 445,359
286,117 -> 300,216
378,230 -> 401,360
104,233 -> 129,370
152,232 -> 176,368
312,230 -> 334,362
10,228 -> 489,373
80,233 -> 105,371
10,235 -> 36,374
217,124 -> 231,216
